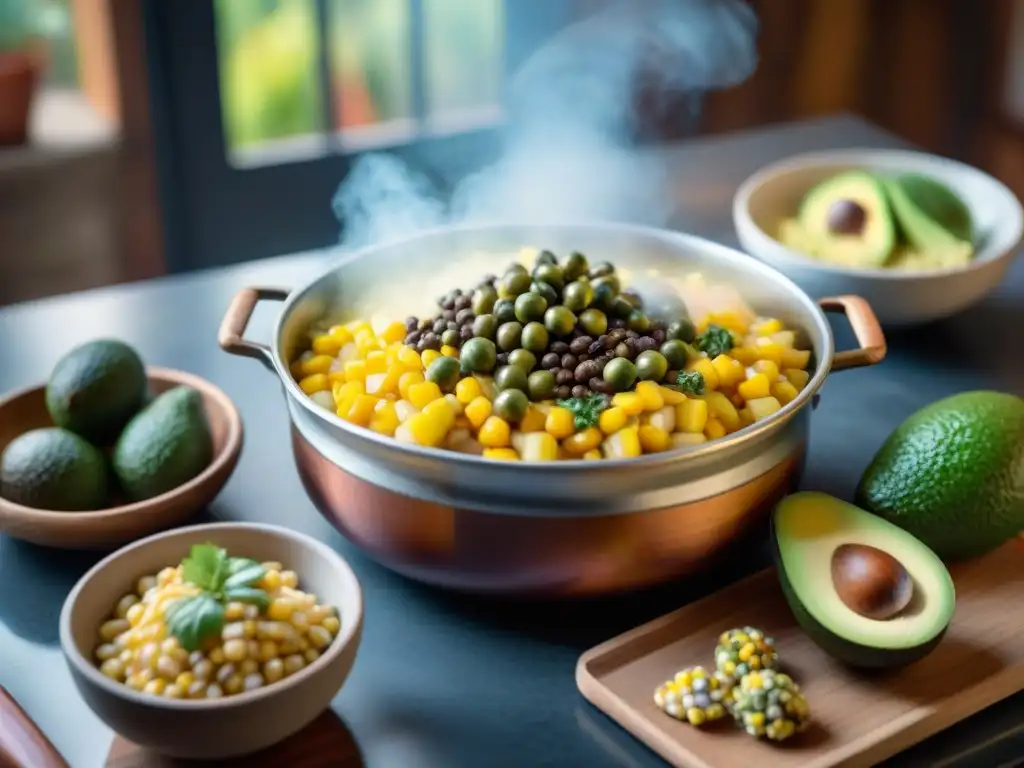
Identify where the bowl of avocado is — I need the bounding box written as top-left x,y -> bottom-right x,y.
0,339 -> 243,549
733,149 -> 1023,326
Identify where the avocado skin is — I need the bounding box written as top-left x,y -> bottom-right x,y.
46,340 -> 148,445
0,427 -> 109,511
112,386 -> 214,502
856,391 -> 1024,562
770,521 -> 945,670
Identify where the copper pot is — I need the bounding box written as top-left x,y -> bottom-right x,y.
219,223 -> 886,597
0,44 -> 44,147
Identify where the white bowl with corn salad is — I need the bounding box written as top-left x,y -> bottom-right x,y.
59,522 -> 363,760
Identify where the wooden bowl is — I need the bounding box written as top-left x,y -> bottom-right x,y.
59,522 -> 364,760
0,367 -> 243,549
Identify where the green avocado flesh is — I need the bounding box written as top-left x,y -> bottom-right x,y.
773,492 -> 955,669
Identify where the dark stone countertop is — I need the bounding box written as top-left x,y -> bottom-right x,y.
1,114 -> 1022,767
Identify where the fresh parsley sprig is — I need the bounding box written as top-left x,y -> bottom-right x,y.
556,393 -> 609,430
696,324 -> 734,358
165,543 -> 269,652
674,370 -> 706,396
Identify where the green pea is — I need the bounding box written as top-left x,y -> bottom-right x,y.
589,261 -> 615,278
496,321 -> 523,351
425,355 -> 461,391
660,339 -> 692,370
493,389 -> 529,423
635,350 -> 668,382
531,280 -> 559,306
533,263 -> 565,292
602,358 -> 637,392
493,298 -> 517,323
563,251 -> 589,281
514,292 -> 548,323
579,308 -> 608,336
666,318 -> 697,343
535,249 -> 558,266
494,364 -> 529,393
441,329 -> 460,347
628,310 -> 650,333
458,338 -> 497,375
591,274 -> 621,299
544,306 -> 577,337
610,296 -> 635,319
472,313 -> 498,340
619,290 -> 643,310
505,263 -> 528,276
521,322 -> 550,353
471,286 -> 498,315
499,270 -> 531,299
527,370 -> 557,401
507,349 -> 537,372
562,280 -> 593,312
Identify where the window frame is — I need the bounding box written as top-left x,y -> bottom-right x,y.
142,0 -> 576,272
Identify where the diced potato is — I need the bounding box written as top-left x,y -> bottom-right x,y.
748,396 -> 783,420
643,406 -> 676,433
671,432 -> 708,449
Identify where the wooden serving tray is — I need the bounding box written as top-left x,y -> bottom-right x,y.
577,540 -> 1024,768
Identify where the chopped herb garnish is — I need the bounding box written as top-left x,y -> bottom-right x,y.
166,543 -> 269,651
696,324 -> 734,358
557,393 -> 609,430
675,370 -> 706,396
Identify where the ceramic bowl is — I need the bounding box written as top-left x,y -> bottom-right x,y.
733,148 -> 1024,326
59,522 -> 364,760
0,367 -> 243,549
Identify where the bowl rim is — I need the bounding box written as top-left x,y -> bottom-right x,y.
58,521 -> 364,710
733,147 -> 1024,281
0,366 -> 243,521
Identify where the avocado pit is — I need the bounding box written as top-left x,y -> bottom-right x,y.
826,199 -> 868,236
830,543 -> 913,620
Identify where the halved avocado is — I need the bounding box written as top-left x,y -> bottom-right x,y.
797,171 -> 896,267
772,491 -> 955,669
882,174 -> 973,251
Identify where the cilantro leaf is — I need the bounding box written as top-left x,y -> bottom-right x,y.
181,544 -> 228,591
165,593 -> 225,652
224,586 -> 270,610
696,325 -> 734,358
223,559 -> 266,590
675,370 -> 706,396
557,393 -> 608,430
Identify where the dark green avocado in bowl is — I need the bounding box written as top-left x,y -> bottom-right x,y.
771,491 -> 955,670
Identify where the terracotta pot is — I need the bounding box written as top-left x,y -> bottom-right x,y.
0,44 -> 44,147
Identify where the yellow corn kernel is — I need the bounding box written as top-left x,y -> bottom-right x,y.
738,407 -> 755,427
704,417 -> 726,440
711,355 -> 745,388
444,393 -> 464,416
599,406 -> 628,435
686,358 -> 719,391
311,335 -> 343,357
730,345 -> 760,366
703,310 -> 748,335
643,405 -> 676,433
478,416 -> 511,448
611,392 -> 645,417
483,448 -> 519,461
369,400 -> 400,436
635,381 -> 665,411
562,427 -> 603,455
396,345 -> 421,369
638,424 -> 670,453
781,348 -> 811,369
752,360 -> 780,383
519,406 -> 547,433
299,374 -> 329,395
658,385 -> 687,405
738,373 -> 770,401
380,321 -> 407,345
771,379 -> 799,405
354,331 -> 377,356
300,354 -> 335,377
748,396 -> 783,420
512,431 -> 559,461
421,349 -> 441,368
327,370 -> 348,387
751,318 -> 783,336
344,360 -> 367,383
464,396 -> 493,429
676,398 -> 708,433
602,426 -> 642,459
342,394 -> 378,427
365,368 -> 401,397
440,344 -> 459,358
407,399 -> 456,447
333,380 -> 364,413
783,368 -> 810,389
771,330 -> 796,348
328,325 -> 354,345
365,350 -> 387,374
544,407 -> 576,439
582,449 -> 602,460
408,381 -> 444,409
398,370 -> 425,400
753,337 -> 784,365
704,391 -> 741,432
672,432 -> 708,449
455,377 -> 482,404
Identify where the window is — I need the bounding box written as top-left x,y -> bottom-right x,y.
145,0 -> 574,271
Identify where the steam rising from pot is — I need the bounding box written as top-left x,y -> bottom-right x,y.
332,0 -> 758,249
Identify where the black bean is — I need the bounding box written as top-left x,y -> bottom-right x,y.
441,297 -> 456,311
419,333 -> 441,351
610,317 -> 627,330
574,359 -> 600,382
625,337 -> 640,352
569,336 -> 592,355
651,329 -> 666,344
405,316 -> 419,331
589,377 -> 616,394
454,295 -> 472,311
480,273 -> 497,286
456,308 -> 474,325
447,321 -> 459,331
419,317 -> 434,331
555,385 -> 572,400
452,288 -> 464,297
625,330 -> 640,339
405,330 -> 422,345
649,319 -> 667,333
636,337 -> 659,354
542,352 -> 561,369
555,369 -> 575,385
496,352 -> 509,366
614,342 -> 632,359
588,339 -> 606,356
459,325 -> 474,341
550,341 -> 570,355
608,328 -> 627,343
561,353 -> 578,370
433,319 -> 448,334
577,353 -> 590,363
594,357 -> 609,373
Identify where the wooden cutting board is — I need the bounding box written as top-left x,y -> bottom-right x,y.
577,540 -> 1024,768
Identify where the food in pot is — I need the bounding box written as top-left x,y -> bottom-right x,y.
731,669 -> 811,742
92,543 -> 341,699
777,170 -> 974,270
773,492 -> 954,669
654,666 -> 732,725
714,627 -> 778,682
290,249 -> 814,461
855,390 -> 1024,562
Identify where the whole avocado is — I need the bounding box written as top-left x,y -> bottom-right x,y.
46,339 -> 148,445
0,427 -> 108,511
856,391 -> 1024,561
112,386 -> 214,502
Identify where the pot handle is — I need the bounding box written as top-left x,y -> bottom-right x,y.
218,286 -> 290,370
818,295 -> 887,371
